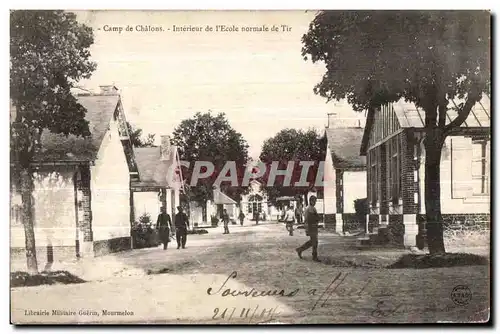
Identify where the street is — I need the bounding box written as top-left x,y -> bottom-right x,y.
11,222 -> 489,324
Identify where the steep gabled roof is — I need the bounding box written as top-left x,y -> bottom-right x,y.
325,127 -> 366,169
11,94 -> 120,162
213,188 -> 237,205
131,146 -> 181,189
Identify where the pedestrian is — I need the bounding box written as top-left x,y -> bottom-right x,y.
296,195 -> 320,262
222,209 -> 230,234
174,206 -> 189,249
255,210 -> 260,225
156,206 -> 173,250
239,210 -> 245,226
284,205 -> 295,236
295,202 -> 303,225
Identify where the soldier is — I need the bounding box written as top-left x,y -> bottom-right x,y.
222,209 -> 230,234
296,195 -> 321,262
238,210 -> 245,226
174,206 -> 189,249
156,206 -> 173,250
284,205 -> 295,236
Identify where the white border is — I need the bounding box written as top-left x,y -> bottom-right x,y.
2,2 -> 498,333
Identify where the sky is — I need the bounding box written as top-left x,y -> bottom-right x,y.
76,10 -> 366,159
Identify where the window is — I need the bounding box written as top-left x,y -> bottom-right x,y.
247,203 -> 252,213
389,137 -> 401,204
471,140 -> 489,195
370,150 -> 378,206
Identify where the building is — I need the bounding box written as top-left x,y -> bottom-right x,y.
213,188 -> 238,221
240,180 -> 271,221
323,126 -> 367,233
130,136 -> 183,227
360,95 -> 490,248
11,85 -> 137,261
10,85 -> 186,264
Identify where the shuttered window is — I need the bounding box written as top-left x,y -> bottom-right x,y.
451,136 -> 490,198
389,136 -> 401,204
471,139 -> 489,195
370,150 -> 378,206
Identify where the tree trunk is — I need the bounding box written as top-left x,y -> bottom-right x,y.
20,167 -> 38,273
424,130 -> 446,254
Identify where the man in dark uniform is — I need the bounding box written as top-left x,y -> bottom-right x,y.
156,206 -> 172,250
238,210 -> 245,226
174,206 -> 189,249
222,209 -> 230,234
296,195 -> 320,262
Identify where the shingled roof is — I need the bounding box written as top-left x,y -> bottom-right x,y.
213,188 -> 237,205
393,94 -> 490,128
360,94 -> 491,155
325,127 -> 366,169
131,146 -> 181,189
13,94 -> 121,162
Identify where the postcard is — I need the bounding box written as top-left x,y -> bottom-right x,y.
10,9 -> 490,324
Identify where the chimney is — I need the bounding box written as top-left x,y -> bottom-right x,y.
99,85 -> 119,95
327,112 -> 337,128
160,135 -> 172,161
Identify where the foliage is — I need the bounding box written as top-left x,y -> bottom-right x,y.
11,270 -> 87,288
302,10 -> 490,254
302,11 -> 490,113
259,128 -> 327,205
126,121 -> 156,147
354,198 -> 369,217
187,229 -> 209,235
171,112 -> 250,204
211,215 -> 219,227
10,10 -> 97,272
132,213 -> 159,249
387,253 -> 488,269
10,10 -> 97,165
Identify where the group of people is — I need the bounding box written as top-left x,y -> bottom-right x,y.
156,205 -> 190,250
155,195 -> 321,262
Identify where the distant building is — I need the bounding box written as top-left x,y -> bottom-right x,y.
131,135 -> 183,227
323,126 -> 367,233
360,95 -> 490,248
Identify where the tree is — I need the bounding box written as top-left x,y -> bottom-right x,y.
302,11 -> 490,254
259,128 -> 327,205
171,112 -> 250,204
126,121 -> 156,147
10,10 -> 97,273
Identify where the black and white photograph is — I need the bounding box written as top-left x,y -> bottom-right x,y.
9,9 -> 491,324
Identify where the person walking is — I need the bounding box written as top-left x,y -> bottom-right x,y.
174,206 -> 189,249
284,205 -> 295,236
295,203 -> 303,225
238,210 -> 245,226
156,206 -> 173,250
222,209 -> 230,234
296,195 -> 321,262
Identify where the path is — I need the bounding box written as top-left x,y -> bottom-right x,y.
11,222 -> 490,324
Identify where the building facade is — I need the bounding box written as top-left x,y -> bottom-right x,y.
11,86 -> 137,261
323,127 -> 367,233
360,95 -> 490,248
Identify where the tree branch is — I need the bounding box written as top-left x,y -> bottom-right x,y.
444,90 -> 482,134
437,99 -> 447,128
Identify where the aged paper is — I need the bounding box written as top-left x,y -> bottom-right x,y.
10,10 -> 490,324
